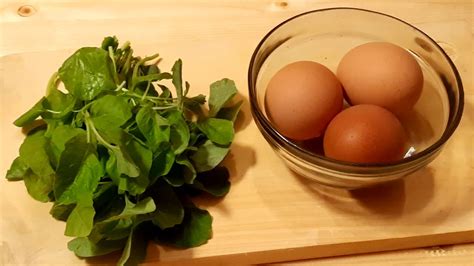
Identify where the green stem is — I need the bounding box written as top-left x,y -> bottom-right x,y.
131,53 -> 160,90
115,80 -> 127,91
86,121 -> 92,143
45,72 -> 59,96
125,92 -> 177,101
136,72 -> 172,83
44,109 -> 62,114
141,82 -> 151,101
122,50 -> 133,75
152,106 -> 176,110
108,46 -> 120,84
72,101 -> 94,113
84,111 -> 116,150
119,41 -> 130,51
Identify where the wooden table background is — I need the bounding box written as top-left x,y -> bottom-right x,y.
1,0 -> 473,265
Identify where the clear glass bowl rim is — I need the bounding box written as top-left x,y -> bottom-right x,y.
248,7 -> 464,171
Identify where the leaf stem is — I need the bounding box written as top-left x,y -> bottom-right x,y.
151,106 -> 176,110
131,53 -> 160,90
119,41 -> 130,51
44,109 -> 62,114
122,50 -> 133,75
108,46 -> 120,84
86,121 -> 92,143
45,72 -> 60,96
125,92 -> 177,101
141,82 -> 151,101
136,72 -> 172,83
115,81 -> 127,91
72,101 -> 94,113
84,111 -> 116,150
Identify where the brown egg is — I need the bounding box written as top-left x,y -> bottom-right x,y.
323,104 -> 406,163
337,42 -> 423,115
265,61 -> 343,140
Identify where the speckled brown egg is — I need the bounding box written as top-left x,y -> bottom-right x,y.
265,61 -> 343,140
323,104 -> 406,163
337,42 -> 423,115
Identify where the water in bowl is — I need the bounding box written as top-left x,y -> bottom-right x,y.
256,33 -> 449,158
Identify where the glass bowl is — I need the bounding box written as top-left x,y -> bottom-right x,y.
248,8 -> 464,189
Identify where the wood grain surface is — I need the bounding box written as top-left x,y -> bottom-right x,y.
279,243 -> 474,265
0,0 -> 473,265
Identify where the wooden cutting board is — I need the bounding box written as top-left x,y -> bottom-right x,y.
1,1 -> 473,265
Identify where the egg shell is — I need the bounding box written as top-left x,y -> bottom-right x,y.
265,61 -> 343,140
337,42 -> 423,115
323,104 -> 407,163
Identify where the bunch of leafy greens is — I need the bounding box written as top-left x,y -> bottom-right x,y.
6,36 -> 241,265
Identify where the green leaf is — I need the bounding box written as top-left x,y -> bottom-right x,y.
190,140 -> 229,172
102,219 -> 134,241
44,71 -> 60,96
183,94 -> 206,113
58,153 -> 103,204
189,94 -> 206,105
117,229 -> 134,266
6,37 -> 239,262
102,131 -> 145,182
58,47 -> 116,101
171,59 -> 183,105
136,105 -> 170,152
68,237 -> 126,257
73,111 -> 85,128
216,100 -> 243,122
19,131 -> 55,178
192,167 -> 230,197
93,184 -> 123,221
23,169 -> 54,202
50,125 -> 86,167
42,87 -> 76,120
187,122 -> 204,145
208,78 -> 237,117
149,147 -> 175,180
117,225 -> 148,266
197,118 -> 234,146
13,97 -> 45,127
89,193 -> 147,242
166,110 -> 190,154
101,36 -> 119,51
105,196 -> 156,222
55,134 -> 103,205
90,95 -> 132,132
158,84 -> 172,99
65,195 -> 95,237
44,120 -> 61,139
184,81 -> 190,96
165,156 -> 196,187
114,135 -> 153,195
106,146 -> 141,180
50,203 -> 75,221
156,204 -> 212,248
146,64 -> 160,75
6,157 -> 28,181
136,72 -> 172,84
88,196 -> 135,244
91,196 -> 153,243
151,180 -> 184,229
